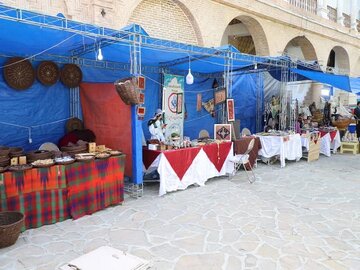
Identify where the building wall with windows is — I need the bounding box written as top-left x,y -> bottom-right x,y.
1,0 -> 360,76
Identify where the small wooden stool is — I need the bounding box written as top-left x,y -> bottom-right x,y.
340,142 -> 359,154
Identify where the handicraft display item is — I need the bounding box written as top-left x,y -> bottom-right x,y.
4,57 -> 35,90
227,99 -> 235,122
214,124 -> 232,141
115,77 -> 143,105
37,61 -> 60,86
60,64 -> 83,88
214,88 -> 226,105
196,93 -> 202,111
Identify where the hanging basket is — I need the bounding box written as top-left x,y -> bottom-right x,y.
3,57 -> 35,90
114,77 -> 141,105
37,61 -> 60,86
60,64 -> 82,88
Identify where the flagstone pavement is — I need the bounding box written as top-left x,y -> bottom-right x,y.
0,154 -> 359,269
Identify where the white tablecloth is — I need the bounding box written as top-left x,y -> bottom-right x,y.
146,144 -> 234,196
257,134 -> 302,167
301,130 -> 341,157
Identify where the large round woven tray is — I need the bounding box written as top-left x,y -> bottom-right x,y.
26,150 -> 53,163
60,64 -> 82,88
3,57 -> 35,90
31,160 -> 55,168
37,61 -> 59,86
8,164 -> 33,172
0,166 -> 8,173
55,159 -> 75,166
0,146 -> 10,157
9,147 -> 24,158
65,118 -> 84,133
0,211 -> 25,248
75,156 -> 95,162
95,153 -> 111,159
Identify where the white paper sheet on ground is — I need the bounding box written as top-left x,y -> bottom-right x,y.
59,246 -> 150,270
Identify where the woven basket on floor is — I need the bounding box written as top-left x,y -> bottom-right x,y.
0,211 -> 24,248
114,77 -> 141,105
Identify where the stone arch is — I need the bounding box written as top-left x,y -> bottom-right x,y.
327,46 -> 350,74
283,36 -> 318,61
221,15 -> 269,56
128,0 -> 203,46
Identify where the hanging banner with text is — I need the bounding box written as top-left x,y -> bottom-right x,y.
162,74 -> 185,140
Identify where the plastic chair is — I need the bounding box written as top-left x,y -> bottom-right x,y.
241,128 -> 251,136
228,138 -> 256,183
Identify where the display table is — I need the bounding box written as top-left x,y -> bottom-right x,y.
0,156 -> 125,229
233,137 -> 261,169
143,142 -> 233,196
257,134 -> 302,167
319,130 -> 341,156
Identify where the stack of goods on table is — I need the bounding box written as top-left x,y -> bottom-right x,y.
0,142 -> 123,173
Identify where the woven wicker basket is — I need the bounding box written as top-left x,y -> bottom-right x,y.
332,118 -> 351,130
0,211 -> 24,248
114,77 -> 141,105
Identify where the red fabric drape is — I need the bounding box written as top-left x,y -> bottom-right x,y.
320,130 -> 337,141
202,142 -> 232,172
163,147 -> 201,179
80,83 -> 132,176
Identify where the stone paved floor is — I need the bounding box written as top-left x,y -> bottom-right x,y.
0,154 -> 359,270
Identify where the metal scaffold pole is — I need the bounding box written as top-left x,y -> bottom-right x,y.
280,59 -> 289,131
256,71 -> 264,133
289,61 -> 298,132
128,31 -> 144,198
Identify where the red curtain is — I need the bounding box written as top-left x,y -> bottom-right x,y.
80,83 -> 132,176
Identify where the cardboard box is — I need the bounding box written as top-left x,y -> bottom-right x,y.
10,157 -> 18,166
18,156 -> 27,165
88,142 -> 96,153
96,145 -> 106,152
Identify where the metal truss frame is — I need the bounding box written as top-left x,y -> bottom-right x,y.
0,4 -> 286,71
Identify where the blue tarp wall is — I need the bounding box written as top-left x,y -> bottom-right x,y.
0,58 -> 70,151
0,60 -> 161,151
232,73 -> 263,134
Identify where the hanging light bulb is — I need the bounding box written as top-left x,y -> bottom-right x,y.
186,56 -> 194,85
186,69 -> 194,85
97,46 -> 103,61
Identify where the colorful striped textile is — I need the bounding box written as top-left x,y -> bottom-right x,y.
0,166 -> 69,229
65,156 -> 125,219
0,155 -> 125,229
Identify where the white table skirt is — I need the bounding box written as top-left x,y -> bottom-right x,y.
146,145 -> 234,196
301,130 -> 341,157
257,134 -> 302,167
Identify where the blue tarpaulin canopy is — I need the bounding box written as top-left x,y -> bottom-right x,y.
290,68 -> 352,92
350,77 -> 360,95
0,5 -> 272,75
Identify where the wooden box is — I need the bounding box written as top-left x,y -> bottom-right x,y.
302,133 -> 321,162
307,138 -> 321,162
88,142 -> 96,153
18,156 -> 27,165
10,157 -> 18,166
340,142 -> 359,154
